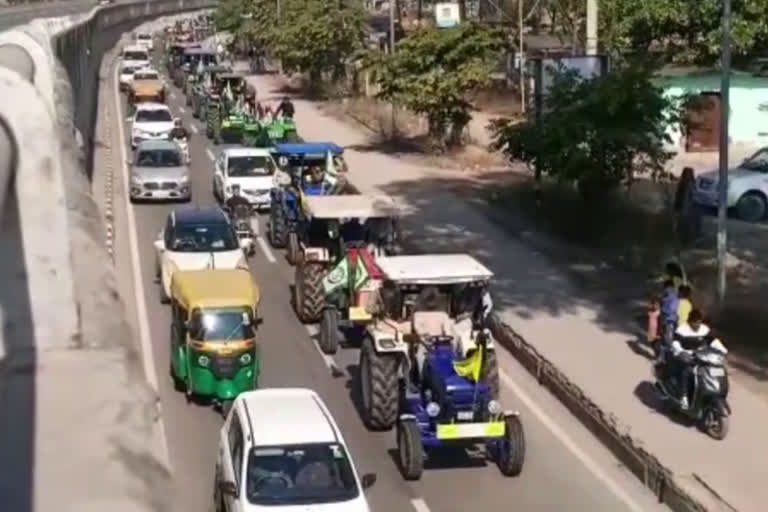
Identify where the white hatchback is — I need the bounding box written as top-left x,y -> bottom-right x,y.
130,102 -> 174,149
214,148 -> 279,211
214,388 -> 375,512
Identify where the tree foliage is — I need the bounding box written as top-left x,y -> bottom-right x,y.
490,63 -> 681,200
600,0 -> 768,65
366,23 -> 508,148
214,0 -> 277,49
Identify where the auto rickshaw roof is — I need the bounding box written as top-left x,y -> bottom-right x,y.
273,143 -> 344,157
171,269 -> 260,310
375,254 -> 493,284
303,194 -> 400,219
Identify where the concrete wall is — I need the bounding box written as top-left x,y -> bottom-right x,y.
0,2 -> 211,510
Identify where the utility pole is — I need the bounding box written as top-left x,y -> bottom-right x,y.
389,0 -> 396,134
717,0 -> 732,308
518,0 -> 525,113
585,0 -> 598,55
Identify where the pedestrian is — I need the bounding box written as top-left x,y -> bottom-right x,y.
674,167 -> 702,246
646,295 -> 661,354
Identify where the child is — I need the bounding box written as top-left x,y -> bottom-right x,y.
678,285 -> 693,326
647,296 -> 661,354
659,279 -> 679,344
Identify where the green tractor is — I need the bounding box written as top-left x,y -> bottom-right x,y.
205,72 -> 255,145
190,65 -> 231,121
242,116 -> 273,148
265,117 -> 300,143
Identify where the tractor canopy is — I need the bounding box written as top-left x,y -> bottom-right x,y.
181,47 -> 216,69
274,143 -> 346,194
300,194 -> 399,221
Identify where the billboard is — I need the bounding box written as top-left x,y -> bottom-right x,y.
529,55 -> 609,116
435,3 -> 460,28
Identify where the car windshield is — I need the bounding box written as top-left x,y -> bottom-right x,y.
246,443 -> 359,506
136,109 -> 172,123
188,307 -> 254,341
228,156 -> 275,177
136,149 -> 181,167
137,34 -> 151,40
169,223 -> 238,252
134,71 -> 158,80
741,149 -> 768,172
123,51 -> 148,61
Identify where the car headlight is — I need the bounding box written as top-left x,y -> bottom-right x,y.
487,400 -> 502,415
425,402 -> 440,417
179,175 -> 190,184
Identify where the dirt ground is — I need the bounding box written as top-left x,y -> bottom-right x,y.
310,80 -> 768,399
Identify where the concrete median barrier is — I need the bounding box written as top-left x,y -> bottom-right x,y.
0,1 -> 211,509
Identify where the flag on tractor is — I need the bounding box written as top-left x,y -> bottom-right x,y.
453,344 -> 484,383
322,251 -> 370,295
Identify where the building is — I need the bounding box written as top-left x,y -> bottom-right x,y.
657,67 -> 768,152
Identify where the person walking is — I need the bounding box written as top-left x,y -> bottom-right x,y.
674,167 -> 702,246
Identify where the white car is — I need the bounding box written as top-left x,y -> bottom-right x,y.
214,148 -> 279,211
154,207 -> 248,303
135,32 -> 154,52
214,388 -> 375,512
694,147 -> 768,222
119,45 -> 150,90
130,102 -> 174,149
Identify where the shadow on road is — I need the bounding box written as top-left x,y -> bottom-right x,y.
0,192 -> 36,512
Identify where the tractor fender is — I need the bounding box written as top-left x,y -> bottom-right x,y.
366,327 -> 409,354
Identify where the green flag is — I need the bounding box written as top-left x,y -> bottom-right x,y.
323,253 -> 369,295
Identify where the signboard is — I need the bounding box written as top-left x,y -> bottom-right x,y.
435,3 -> 460,28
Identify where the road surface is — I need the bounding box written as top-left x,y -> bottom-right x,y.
101,47 -> 669,512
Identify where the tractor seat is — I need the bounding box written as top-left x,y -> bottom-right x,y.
412,311 -> 454,339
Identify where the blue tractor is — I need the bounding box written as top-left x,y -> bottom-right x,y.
267,143 -> 346,263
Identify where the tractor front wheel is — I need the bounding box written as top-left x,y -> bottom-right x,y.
286,231 -> 300,265
482,349 -> 500,400
496,414 -> 525,477
397,418 -> 424,480
359,336 -> 399,430
294,262 -> 324,323
269,205 -> 288,248
319,308 -> 339,355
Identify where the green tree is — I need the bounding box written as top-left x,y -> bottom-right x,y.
266,0 -> 368,85
214,0 -> 277,51
366,23 -> 508,148
489,63 -> 682,200
600,0 -> 768,65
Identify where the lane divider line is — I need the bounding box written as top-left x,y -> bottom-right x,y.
304,324 -> 338,372
256,236 -> 276,263
498,369 -> 645,512
190,123 -> 198,134
410,499 -> 431,512
112,54 -> 172,470
178,106 -> 185,114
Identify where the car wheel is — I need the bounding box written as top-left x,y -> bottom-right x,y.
735,192 -> 767,222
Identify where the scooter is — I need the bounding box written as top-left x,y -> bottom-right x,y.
653,340 -> 731,440
230,204 -> 256,257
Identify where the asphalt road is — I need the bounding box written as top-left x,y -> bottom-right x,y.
105,48 -> 670,512
0,0 -> 98,30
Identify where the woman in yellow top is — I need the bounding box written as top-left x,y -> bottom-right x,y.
678,285 -> 693,325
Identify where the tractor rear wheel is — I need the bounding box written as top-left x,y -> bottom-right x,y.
397,418 -> 424,480
319,308 -> 339,354
294,262 -> 324,323
482,349 -> 500,400
359,336 -> 399,430
286,231 -> 300,266
268,205 -> 287,248
206,106 -> 218,139
497,414 -> 525,476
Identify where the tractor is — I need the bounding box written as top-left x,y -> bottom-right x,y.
176,47 -> 216,97
292,194 -> 401,325
265,116 -> 300,143
241,116 -> 273,148
189,64 -> 231,121
267,143 -> 346,251
349,254 -> 502,431
166,41 -> 199,76
205,73 -> 255,144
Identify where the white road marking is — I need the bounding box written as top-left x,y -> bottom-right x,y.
256,236 -> 276,263
206,148 -> 215,161
305,324 -> 337,371
113,59 -> 172,467
178,106 -> 185,114
169,91 -> 176,100
410,499 -> 431,512
190,123 -> 198,134
499,370 -> 645,512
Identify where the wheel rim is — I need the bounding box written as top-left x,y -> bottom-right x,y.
704,409 -> 723,437
740,195 -> 765,221
360,349 -> 371,412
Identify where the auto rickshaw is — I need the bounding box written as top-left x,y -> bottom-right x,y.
169,268 -> 261,416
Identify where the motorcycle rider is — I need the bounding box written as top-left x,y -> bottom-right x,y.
669,309 -> 712,410
274,96 -> 295,119
224,184 -> 251,215
168,117 -> 189,141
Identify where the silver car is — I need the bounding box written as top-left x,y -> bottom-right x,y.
129,140 -> 191,202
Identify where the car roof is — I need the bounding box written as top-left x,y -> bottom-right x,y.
303,194 -> 400,219
136,139 -> 178,151
135,102 -> 170,111
224,147 -> 273,158
274,143 -> 344,156
238,388 -> 339,446
171,269 -> 259,310
375,254 -> 493,284
123,44 -> 147,53
172,206 -> 229,226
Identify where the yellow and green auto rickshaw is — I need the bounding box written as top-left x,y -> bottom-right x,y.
169,268 -> 261,416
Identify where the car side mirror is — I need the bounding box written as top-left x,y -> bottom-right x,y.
218,480 -> 237,497
153,240 -> 165,252
361,473 -> 376,489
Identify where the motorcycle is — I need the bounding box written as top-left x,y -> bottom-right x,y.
173,137 -> 190,164
653,340 -> 731,440
229,204 -> 256,257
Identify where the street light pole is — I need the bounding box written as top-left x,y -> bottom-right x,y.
716,0 -> 731,308
585,0 -> 598,55
389,0 -> 396,134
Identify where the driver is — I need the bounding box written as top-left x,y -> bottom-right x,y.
168,118 -> 189,140
225,184 -> 251,213
274,96 -> 295,119
669,309 -> 712,409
